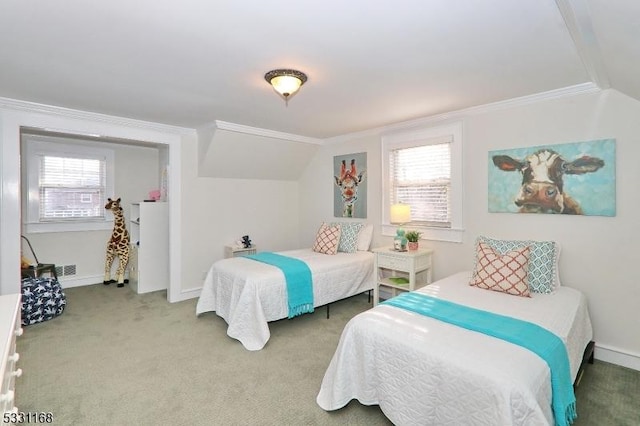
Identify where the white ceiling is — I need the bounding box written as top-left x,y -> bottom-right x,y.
1,0 -> 638,139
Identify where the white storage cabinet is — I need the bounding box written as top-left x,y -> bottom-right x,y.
129,202 -> 169,294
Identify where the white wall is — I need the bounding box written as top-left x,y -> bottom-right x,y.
178,136 -> 302,298
299,89 -> 640,370
299,134 -> 381,243
21,141 -> 160,287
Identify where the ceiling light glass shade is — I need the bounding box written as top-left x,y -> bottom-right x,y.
270,75 -> 302,97
264,69 -> 308,102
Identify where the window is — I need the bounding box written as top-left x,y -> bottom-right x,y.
390,141 -> 451,227
24,135 -> 115,233
39,156 -> 105,220
382,121 -> 464,242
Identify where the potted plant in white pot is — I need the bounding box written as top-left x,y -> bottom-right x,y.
405,230 -> 422,251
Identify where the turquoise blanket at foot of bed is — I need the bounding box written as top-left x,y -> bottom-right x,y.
382,292 -> 576,426
245,252 -> 314,319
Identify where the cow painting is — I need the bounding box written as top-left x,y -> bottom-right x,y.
334,156 -> 367,218
490,140 -> 615,216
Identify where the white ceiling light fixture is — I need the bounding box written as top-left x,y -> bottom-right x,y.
264,69 -> 308,106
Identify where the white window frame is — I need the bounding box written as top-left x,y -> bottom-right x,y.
381,121 -> 464,243
23,137 -> 115,233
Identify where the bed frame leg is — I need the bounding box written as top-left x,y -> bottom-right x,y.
326,304 -> 330,319
574,341 -> 596,389
587,340 -> 595,364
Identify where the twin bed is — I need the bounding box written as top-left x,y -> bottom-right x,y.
196,248 -> 374,350
316,270 -> 594,425
196,231 -> 594,425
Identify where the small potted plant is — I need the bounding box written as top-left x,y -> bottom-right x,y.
405,230 -> 422,251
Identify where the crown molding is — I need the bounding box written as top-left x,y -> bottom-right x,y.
214,120 -> 324,145
324,82 -> 602,144
1,81 -> 603,145
0,97 -> 195,136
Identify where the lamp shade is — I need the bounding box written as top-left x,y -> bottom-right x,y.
390,203 -> 411,224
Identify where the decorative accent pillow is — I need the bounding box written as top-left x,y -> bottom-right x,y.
331,222 -> 364,253
470,242 -> 531,297
474,236 -> 559,293
357,224 -> 374,251
312,223 -> 341,255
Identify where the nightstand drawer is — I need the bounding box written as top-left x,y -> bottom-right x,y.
377,254 -> 412,271
372,247 -> 434,306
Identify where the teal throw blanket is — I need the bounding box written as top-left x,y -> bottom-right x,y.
382,292 -> 576,426
246,252 -> 314,319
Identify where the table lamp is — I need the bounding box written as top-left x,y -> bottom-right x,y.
390,203 -> 411,251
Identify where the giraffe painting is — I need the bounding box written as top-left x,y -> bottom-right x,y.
103,197 -> 130,287
334,157 -> 366,218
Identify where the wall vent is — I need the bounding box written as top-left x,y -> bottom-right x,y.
63,264 -> 77,276
55,264 -> 77,277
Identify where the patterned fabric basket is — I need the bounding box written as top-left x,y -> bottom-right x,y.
21,277 -> 67,326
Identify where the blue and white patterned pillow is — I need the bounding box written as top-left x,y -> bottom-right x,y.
473,236 -> 559,293
332,222 -> 364,253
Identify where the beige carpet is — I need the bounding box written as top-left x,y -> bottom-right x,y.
15,283 -> 640,425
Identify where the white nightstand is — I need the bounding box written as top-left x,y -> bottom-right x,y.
372,247 -> 433,305
225,246 -> 257,258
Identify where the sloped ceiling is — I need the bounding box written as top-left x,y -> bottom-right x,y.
197,122 -> 320,180
1,0 -> 638,141
585,0 -> 640,100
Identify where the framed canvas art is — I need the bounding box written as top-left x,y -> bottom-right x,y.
488,139 -> 615,216
334,152 -> 367,218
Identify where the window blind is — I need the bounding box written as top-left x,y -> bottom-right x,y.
39,155 -> 106,220
390,141 -> 451,227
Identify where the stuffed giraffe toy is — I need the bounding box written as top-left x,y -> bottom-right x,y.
103,197 -> 130,287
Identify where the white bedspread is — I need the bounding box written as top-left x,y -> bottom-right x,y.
317,271 -> 593,426
196,249 -> 374,351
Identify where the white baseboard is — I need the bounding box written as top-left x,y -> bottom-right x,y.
58,274 -> 104,288
594,343 -> 640,371
171,287 -> 201,302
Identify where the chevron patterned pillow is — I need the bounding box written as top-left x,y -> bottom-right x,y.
470,242 -> 531,297
312,223 -> 341,255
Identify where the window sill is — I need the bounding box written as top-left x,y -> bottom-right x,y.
25,220 -> 114,233
382,224 -> 464,243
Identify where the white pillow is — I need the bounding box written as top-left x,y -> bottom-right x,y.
357,224 -> 374,251
553,241 -> 562,288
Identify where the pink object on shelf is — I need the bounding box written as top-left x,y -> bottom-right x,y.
149,189 -> 161,201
